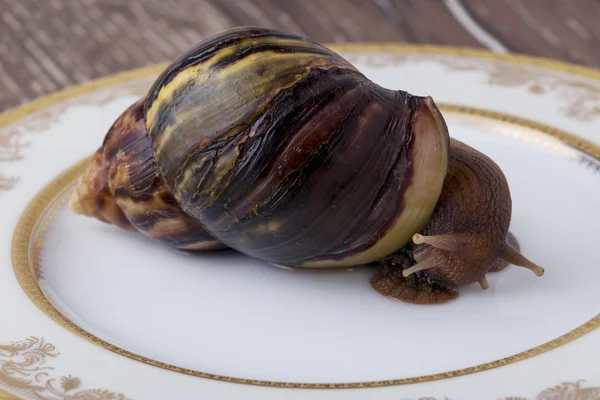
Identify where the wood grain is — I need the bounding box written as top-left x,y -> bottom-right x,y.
0,0 -> 598,112
461,0 -> 600,65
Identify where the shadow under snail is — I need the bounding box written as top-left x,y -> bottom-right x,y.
69,27 -> 544,305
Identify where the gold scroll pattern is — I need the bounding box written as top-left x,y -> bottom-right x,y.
500,380 -> 600,400
0,337 -> 128,400
344,51 -> 600,122
0,337 -> 598,399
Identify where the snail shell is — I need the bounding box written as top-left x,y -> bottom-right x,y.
144,27 -> 449,267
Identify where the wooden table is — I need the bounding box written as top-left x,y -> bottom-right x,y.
1,0 -> 599,113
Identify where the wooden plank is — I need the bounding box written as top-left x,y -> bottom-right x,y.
0,0 -> 598,112
460,0 -> 600,66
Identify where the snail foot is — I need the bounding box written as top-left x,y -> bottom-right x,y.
371,254 -> 459,305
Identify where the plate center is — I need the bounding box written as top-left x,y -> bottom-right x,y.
34,113 -> 600,383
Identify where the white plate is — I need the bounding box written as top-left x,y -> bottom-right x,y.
2,45 -> 600,400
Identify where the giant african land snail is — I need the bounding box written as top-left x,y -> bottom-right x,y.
70,27 -> 544,304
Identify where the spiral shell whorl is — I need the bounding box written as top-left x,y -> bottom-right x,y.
70,99 -> 222,251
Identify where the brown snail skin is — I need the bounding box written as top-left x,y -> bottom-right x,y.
370,139 -> 544,304
69,27 -> 543,305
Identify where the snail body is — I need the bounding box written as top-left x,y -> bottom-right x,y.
70,27 -> 543,304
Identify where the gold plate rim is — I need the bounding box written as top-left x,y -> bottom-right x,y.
4,44 -> 600,389
10,103 -> 600,389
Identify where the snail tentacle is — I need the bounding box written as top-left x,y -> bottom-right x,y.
498,242 -> 545,276
411,233 -> 470,252
478,276 -> 489,290
401,254 -> 443,278
489,232 -> 519,272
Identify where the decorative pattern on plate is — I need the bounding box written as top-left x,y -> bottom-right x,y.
0,176 -> 17,192
0,70 -> 157,196
0,337 -> 128,400
499,380 -> 600,400
11,105 -> 600,389
537,380 -> 600,400
343,47 -> 600,122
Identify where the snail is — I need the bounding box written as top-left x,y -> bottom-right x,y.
69,27 -> 544,304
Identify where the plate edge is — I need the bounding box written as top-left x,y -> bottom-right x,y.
9,105 -> 600,389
